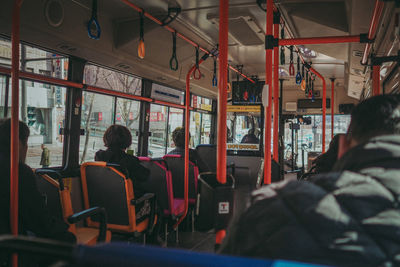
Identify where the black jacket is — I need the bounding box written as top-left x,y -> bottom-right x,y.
168,147 -> 210,173
0,154 -> 75,242
220,135 -> 400,267
95,149 -> 150,197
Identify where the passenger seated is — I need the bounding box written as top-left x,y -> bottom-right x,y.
220,95 -> 400,267
240,128 -> 259,144
168,127 -> 210,173
0,119 -> 75,242
95,125 -> 150,198
310,133 -> 343,174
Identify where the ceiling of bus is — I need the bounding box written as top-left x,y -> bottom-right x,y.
0,0 -> 389,101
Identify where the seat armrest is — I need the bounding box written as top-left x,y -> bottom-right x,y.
131,193 -> 155,205
67,207 -> 107,243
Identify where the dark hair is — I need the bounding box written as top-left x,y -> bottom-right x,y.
347,95 -> 400,143
103,125 -> 132,150
172,127 -> 189,148
0,118 -> 30,154
313,133 -> 343,173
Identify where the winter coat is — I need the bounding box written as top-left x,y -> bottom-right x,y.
95,148 -> 150,198
220,135 -> 400,267
40,147 -> 50,166
168,147 -> 210,173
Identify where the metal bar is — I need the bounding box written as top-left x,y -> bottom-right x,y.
330,78 -> 335,140
0,66 -> 196,110
11,1 -> 22,266
216,0 -> 229,185
173,57 -> 206,230
119,0 -> 254,84
362,0 -> 384,65
279,35 -> 361,46
373,65 -> 381,96
273,21 -> 279,163
264,0 -> 273,185
4,76 -> 10,117
309,67 -> 327,153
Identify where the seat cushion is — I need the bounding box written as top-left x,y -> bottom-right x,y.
164,198 -> 185,217
76,227 -> 111,245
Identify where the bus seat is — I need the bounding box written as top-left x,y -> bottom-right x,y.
35,172 -> 111,245
162,155 -> 199,205
196,144 -> 216,172
80,162 -> 157,238
138,157 -> 185,219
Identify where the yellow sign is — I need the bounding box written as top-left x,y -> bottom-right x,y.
227,105 -> 261,113
200,104 -> 212,111
227,143 -> 260,151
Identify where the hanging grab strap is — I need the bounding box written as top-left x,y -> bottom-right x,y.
295,55 -> 302,85
169,31 -> 178,71
302,64 -> 305,79
289,46 -> 295,76
138,11 -> 145,59
87,0 -> 101,40
212,57 -> 218,87
193,46 -> 201,80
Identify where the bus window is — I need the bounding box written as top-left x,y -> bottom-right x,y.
167,108 -> 183,153
200,113 -> 212,144
79,92 -> 115,163
115,98 -> 140,155
84,64 -> 142,96
148,104 -> 168,158
190,111 -> 201,148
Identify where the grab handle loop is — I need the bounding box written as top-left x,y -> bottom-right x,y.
169,31 -> 178,71
87,0 -> 101,40
212,57 -> 218,87
289,46 -> 295,76
138,11 -> 145,59
193,46 -> 202,80
295,55 -> 302,84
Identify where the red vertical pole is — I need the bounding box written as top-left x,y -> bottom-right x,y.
174,58 -> 206,229
11,1 -> 22,266
264,0 -> 273,184
330,78 -> 335,139
309,67 -> 326,153
272,18 -> 279,163
373,65 -> 380,96
216,0 -> 228,185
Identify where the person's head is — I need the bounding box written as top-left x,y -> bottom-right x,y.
41,144 -> 45,149
339,95 -> 400,157
0,118 -> 30,163
172,127 -> 190,148
248,128 -> 255,135
103,125 -> 132,150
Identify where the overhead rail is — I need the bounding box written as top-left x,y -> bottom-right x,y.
0,66 -> 200,111
11,1 -> 22,266
120,0 -> 255,84
277,34 -> 369,46
362,0 -> 385,65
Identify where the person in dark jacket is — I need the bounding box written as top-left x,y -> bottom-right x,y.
0,119 -> 75,266
240,128 -> 260,144
168,127 -> 210,173
95,124 -> 150,198
220,95 -> 400,267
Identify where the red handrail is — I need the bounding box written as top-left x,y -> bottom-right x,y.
173,57 -> 207,229
279,35 -> 361,46
11,1 -> 22,266
272,20 -> 279,163
120,0 -> 254,84
216,0 -> 229,185
264,0 -> 273,185
373,65 -> 381,96
362,0 -> 384,65
310,67 -> 327,153
330,78 -> 335,140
